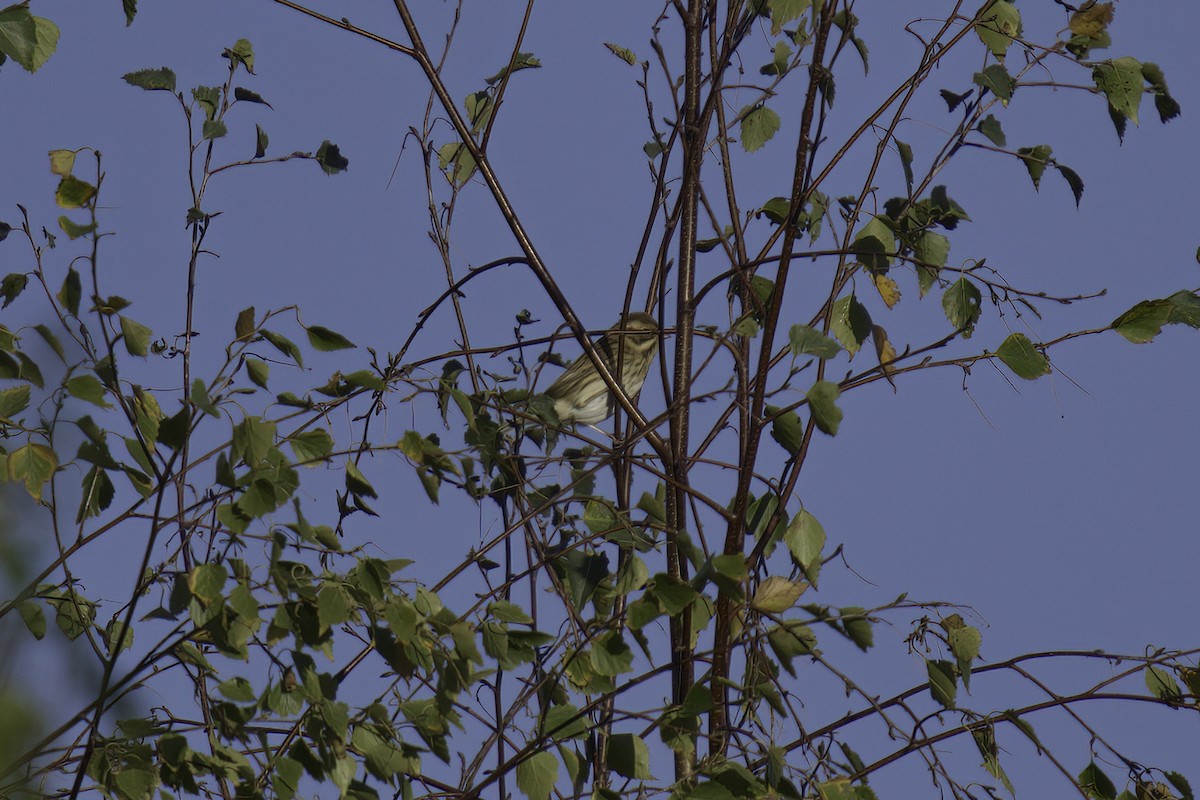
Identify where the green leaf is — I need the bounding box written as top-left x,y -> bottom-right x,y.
291,429 -> 333,464
927,658 -> 957,709
973,64 -> 1014,105
104,617 -> 133,656
840,607 -> 873,651
515,751 -> 558,800
437,141 -> 477,185
1016,144 -> 1052,190
995,333 -> 1050,379
767,620 -> 817,675
261,329 -> 304,367
120,316 -> 152,357
1141,61 -> 1181,124
971,724 -> 1014,794
232,416 -> 275,465
591,631 -> 634,676
48,589 -> 95,640
603,42 -> 637,65
344,370 -> 385,390
939,88 -> 972,112
805,380 -> 842,436
758,197 -> 791,225
788,325 -> 841,359
34,324 -> 66,362
760,40 -> 792,76
1055,163 -> 1085,207
830,294 -> 872,355
977,114 -> 1006,146
1,272 -> 27,308
850,215 -> 894,272
188,563 -> 226,605
234,307 -> 257,342
11,352 -> 43,389
1093,56 -> 1143,126
158,407 -> 190,452
464,90 -> 494,132
224,38 -> 255,74
345,460 -> 377,499
255,124 -> 268,159
1145,665 -> 1182,700
57,215 -> 97,239
317,584 -> 351,633
929,185 -> 971,228
1078,761 -> 1117,800
123,0 -> 137,26
913,231 -> 950,297
190,378 -> 219,418
217,676 -> 256,703
315,140 -> 349,175
583,499 -> 618,535
783,509 -> 825,586
484,51 -> 541,84
67,374 -> 111,407
0,385 -> 30,419
55,176 -> 96,209
202,120 -> 227,140
0,5 -> 59,72
896,139 -> 913,192
607,733 -> 652,779
191,85 -> 220,119
19,601 -> 46,639
305,325 -> 356,351
974,0 -> 1020,57
941,277 -> 981,336
1165,772 -> 1194,800
76,462 -> 113,525
122,67 -> 177,92
57,268 -> 81,316
123,466 -> 153,498
766,0 -> 811,36
1111,291 -> 1200,343
816,780 -> 856,800
740,104 -> 781,153
767,406 -> 804,457
246,357 -> 269,388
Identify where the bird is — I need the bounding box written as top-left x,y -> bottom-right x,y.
544,312 -> 659,426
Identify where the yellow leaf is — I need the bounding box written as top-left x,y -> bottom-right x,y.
48,149 -> 77,177
872,325 -> 897,378
873,274 -> 901,309
751,576 -> 807,613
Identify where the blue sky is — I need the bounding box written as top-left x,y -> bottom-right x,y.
2,1 -> 1198,795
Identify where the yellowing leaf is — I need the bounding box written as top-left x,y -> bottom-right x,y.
7,443 -> 58,500
751,576 -> 807,613
1069,2 -> 1113,37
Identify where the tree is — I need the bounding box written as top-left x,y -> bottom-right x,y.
1,1 -> 1197,798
